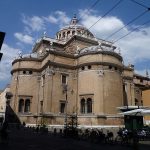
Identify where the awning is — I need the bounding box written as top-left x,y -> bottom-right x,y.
119,109 -> 150,116
117,106 -> 149,111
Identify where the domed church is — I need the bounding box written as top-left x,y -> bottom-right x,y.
10,15 -> 150,127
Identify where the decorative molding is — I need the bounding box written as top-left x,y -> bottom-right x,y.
11,61 -> 123,74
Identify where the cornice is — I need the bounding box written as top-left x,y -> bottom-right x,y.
123,76 -> 133,80
134,73 -> 150,81
12,49 -> 123,66
12,57 -> 41,65
11,60 -> 123,74
78,51 -> 122,61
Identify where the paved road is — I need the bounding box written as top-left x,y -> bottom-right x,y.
0,129 -> 150,150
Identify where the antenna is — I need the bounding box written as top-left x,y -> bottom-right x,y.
146,70 -> 149,77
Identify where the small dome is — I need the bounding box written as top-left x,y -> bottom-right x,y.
56,15 -> 94,41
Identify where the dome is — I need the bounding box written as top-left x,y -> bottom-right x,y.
56,15 -> 94,41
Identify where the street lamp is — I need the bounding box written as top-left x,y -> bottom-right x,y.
63,84 -> 68,129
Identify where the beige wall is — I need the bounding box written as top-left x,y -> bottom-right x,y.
142,90 -> 150,122
103,70 -> 123,114
10,50 -> 125,126
9,37 -> 150,127
0,86 -> 10,117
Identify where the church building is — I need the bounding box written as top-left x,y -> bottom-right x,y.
9,16 -> 150,127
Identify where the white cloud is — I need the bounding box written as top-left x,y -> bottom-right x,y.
22,15 -> 45,32
116,26 -> 150,64
43,11 -> 70,27
0,44 -> 20,83
44,15 -> 58,24
14,32 -> 34,44
55,11 -> 70,26
79,9 -> 126,39
22,11 -> 70,34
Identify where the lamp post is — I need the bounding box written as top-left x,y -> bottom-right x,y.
63,84 -> 68,129
36,75 -> 41,126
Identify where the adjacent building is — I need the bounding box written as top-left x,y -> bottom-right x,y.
0,85 -> 10,124
142,89 -> 150,124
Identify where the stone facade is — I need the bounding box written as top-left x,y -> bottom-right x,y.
9,16 -> 150,127
0,85 -> 10,121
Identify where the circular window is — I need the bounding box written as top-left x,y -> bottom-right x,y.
23,71 -> 26,74
29,71 -> 33,74
81,66 -> 85,70
109,66 -> 112,69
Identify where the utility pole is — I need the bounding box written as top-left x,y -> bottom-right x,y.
0,31 -> 5,61
63,84 -> 68,129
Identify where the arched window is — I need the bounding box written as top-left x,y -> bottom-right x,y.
87,98 -> 92,113
135,98 -> 138,106
18,99 -> 24,113
59,34 -> 61,39
72,30 -> 75,35
67,31 -> 70,37
24,99 -> 30,112
80,98 -> 85,113
77,30 -> 81,35
81,66 -> 85,70
63,32 -> 65,38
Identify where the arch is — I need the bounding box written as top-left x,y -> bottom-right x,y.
18,99 -> 24,113
80,98 -> 85,113
77,30 -> 81,35
87,98 -> 92,113
63,32 -> 65,38
67,31 -> 70,37
24,99 -> 30,112
72,30 -> 75,35
59,33 -> 61,39
135,98 -> 138,106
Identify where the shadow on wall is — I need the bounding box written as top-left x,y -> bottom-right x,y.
5,104 -> 21,126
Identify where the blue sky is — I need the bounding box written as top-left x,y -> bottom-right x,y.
0,0 -> 150,89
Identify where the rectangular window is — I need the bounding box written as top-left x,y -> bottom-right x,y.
40,101 -> 43,113
61,74 -> 67,85
140,79 -> 143,83
41,75 -> 45,87
60,101 -> 66,113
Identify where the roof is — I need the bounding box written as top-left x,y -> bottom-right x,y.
134,73 -> 150,80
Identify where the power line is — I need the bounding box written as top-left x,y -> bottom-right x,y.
113,19 -> 150,43
88,0 -> 123,30
90,0 -> 101,9
130,0 -> 150,9
75,0 -> 101,23
104,9 -> 149,40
